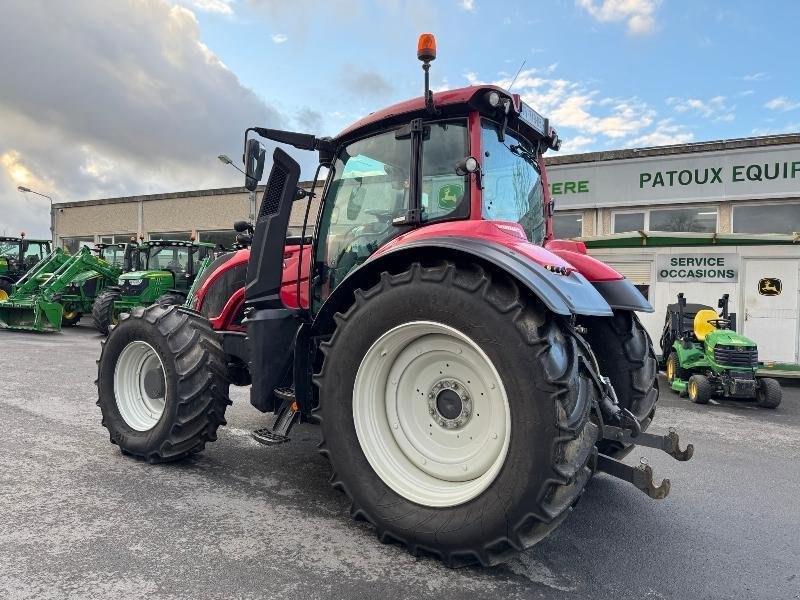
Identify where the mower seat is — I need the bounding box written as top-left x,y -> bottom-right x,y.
693,309 -> 719,341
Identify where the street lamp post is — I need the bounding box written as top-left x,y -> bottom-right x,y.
218,154 -> 256,225
17,186 -> 54,244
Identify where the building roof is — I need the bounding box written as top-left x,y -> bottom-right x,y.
580,231 -> 800,248
53,180 -> 323,209
547,133 -> 800,166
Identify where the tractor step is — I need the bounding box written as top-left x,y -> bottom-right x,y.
597,454 -> 671,500
601,425 -> 694,461
251,388 -> 300,446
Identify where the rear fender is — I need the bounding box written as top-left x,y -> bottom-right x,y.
312,236 -> 614,337
545,241 -> 653,313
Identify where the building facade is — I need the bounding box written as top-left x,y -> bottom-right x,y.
53,134 -> 799,367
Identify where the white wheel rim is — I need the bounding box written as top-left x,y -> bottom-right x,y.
353,321 -> 511,508
114,341 -> 167,431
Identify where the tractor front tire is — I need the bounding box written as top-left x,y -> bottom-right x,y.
579,310 -> 659,457
92,290 -> 120,335
756,378 -> 781,409
687,374 -> 711,404
316,262 -> 599,567
96,304 -> 231,462
155,292 -> 186,306
666,351 -> 689,391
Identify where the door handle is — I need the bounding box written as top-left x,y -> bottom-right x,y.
744,309 -> 749,321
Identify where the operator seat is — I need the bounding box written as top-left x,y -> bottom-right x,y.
693,309 -> 719,341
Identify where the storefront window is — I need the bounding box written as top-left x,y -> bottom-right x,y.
614,212 -> 645,233
62,236 -> 94,254
553,212 -> 583,238
732,202 -> 800,234
199,230 -> 237,249
650,207 -> 716,233
612,207 -> 717,233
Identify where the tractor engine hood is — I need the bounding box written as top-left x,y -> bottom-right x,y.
706,330 -> 757,347
119,271 -> 173,281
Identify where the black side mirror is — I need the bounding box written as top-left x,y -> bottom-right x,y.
245,138 -> 266,191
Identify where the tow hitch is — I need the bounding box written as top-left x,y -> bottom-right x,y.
596,426 -> 694,500
570,325 -> 694,500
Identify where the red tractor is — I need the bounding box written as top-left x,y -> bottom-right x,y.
97,35 -> 692,567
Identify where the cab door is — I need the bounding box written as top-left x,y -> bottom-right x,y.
743,258 -> 799,363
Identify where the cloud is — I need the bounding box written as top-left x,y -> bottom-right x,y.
742,72 -> 769,82
576,0 -> 660,35
460,0 -> 476,11
627,119 -> 694,147
340,66 -> 393,98
489,67 -> 656,140
666,96 -> 735,122
181,0 -> 234,14
270,33 -> 288,44
0,0 -> 307,237
764,96 -> 800,112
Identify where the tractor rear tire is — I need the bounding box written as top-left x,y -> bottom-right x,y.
687,374 -> 711,404
0,278 -> 11,300
92,290 -> 121,335
155,292 -> 186,306
96,304 -> 231,462
61,307 -> 82,327
666,352 -> 689,390
315,262 -> 599,567
579,310 -> 659,458
756,378 -> 781,409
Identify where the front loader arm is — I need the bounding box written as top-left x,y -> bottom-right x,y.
38,247 -> 123,302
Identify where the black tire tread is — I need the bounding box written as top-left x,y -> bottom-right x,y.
688,374 -> 712,404
96,304 -> 231,462
92,289 -> 120,334
314,260 -> 598,567
757,378 -> 781,409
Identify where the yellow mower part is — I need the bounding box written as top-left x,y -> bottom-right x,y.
693,309 -> 719,341
0,289 -> 8,301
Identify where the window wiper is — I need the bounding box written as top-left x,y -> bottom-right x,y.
507,143 -> 540,172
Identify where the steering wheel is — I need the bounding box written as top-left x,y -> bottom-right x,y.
706,318 -> 730,329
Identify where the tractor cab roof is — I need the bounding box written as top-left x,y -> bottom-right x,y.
334,84 -> 560,151
0,236 -> 50,244
141,240 -> 215,249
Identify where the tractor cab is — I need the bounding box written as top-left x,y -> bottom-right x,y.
0,235 -> 52,298
120,240 -> 213,296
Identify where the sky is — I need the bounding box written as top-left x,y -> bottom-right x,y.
2,0 -> 799,238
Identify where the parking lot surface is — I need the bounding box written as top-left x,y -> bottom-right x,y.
2,322 -> 799,600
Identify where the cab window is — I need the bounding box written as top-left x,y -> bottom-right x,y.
421,120 -> 470,222
480,120 -> 545,244
315,129 -> 411,297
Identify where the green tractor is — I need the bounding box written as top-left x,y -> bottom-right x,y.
0,244 -> 128,332
661,293 -> 781,408
91,239 -> 214,334
0,234 -> 52,300
59,242 -> 139,326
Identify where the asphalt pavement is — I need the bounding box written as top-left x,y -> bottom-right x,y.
1,321 -> 798,600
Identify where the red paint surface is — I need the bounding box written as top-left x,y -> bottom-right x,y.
545,247 -> 623,281
197,243 -> 311,332
372,220 -> 573,269
335,85 -> 511,141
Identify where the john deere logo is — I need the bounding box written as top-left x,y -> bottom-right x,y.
438,183 -> 463,210
758,278 -> 782,296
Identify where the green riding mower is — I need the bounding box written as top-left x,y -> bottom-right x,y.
0,243 -> 133,332
660,293 -> 781,408
91,239 -> 214,334
0,234 -> 52,300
